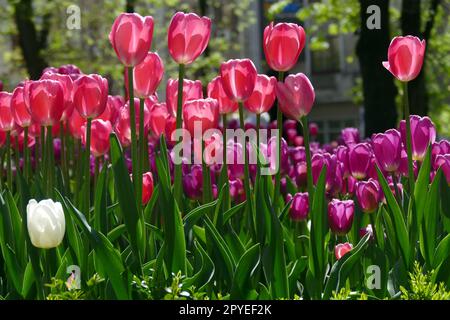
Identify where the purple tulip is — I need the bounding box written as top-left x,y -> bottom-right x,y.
372,129 -> 402,173
399,115 -> 436,161
227,142 -> 245,180
356,179 -> 381,213
336,145 -> 349,177
328,199 -> 354,235
295,162 -> 307,188
432,140 -> 450,170
436,154 -> 450,185
359,224 -> 374,239
348,143 -> 372,180
286,192 -> 309,221
229,178 -> 245,203
340,127 -> 360,146
311,152 -> 336,191
183,165 -> 203,200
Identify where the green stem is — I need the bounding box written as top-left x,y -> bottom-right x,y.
174,63 -> 186,206
274,71 -> 285,211
5,131 -> 12,191
24,126 -> 29,180
14,137 -> 20,173
128,67 -> 139,203
403,82 -> 415,194
60,121 -> 69,192
238,102 -> 251,199
301,116 -> 314,199
221,113 -> 230,212
40,126 -> 46,185
46,126 -> 54,197
85,118 -> 92,219
201,139 -> 212,204
138,98 -> 146,212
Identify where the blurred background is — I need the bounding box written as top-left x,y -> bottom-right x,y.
0,0 -> 449,141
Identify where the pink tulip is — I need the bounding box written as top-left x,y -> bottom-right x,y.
168,12 -> 211,65
207,76 -> 238,115
142,172 -> 154,204
348,143 -> 372,180
356,179 -> 381,213
148,102 -> 170,138
372,129 -> 402,173
0,92 -> 14,132
109,13 -> 154,67
311,152 -> 336,191
309,122 -> 319,137
97,95 -> 125,125
399,115 -> 436,161
263,22 -> 306,72
220,59 -> 257,102
23,80 -> 65,127
133,52 -> 164,98
244,74 -> 277,114
81,119 -> 112,157
73,74 -> 108,119
340,127 -> 360,146
68,108 -> 86,140
276,73 -> 315,120
183,98 -> 219,136
166,78 -> 203,117
11,87 -> 32,128
432,140 -> 450,170
335,243 -> 353,260
40,71 -> 74,121
115,98 -> 150,147
328,199 -> 354,235
383,36 -> 426,82
286,192 -> 309,221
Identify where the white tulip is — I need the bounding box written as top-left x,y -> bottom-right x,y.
26,199 -> 66,249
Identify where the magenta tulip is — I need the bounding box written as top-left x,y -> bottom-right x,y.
328,199 -> 354,235
133,52 -> 164,98
220,59 -> 257,102
275,73 -> 315,120
244,74 -> 277,114
11,87 -> 32,128
166,78 -> 203,117
356,179 -> 381,213
183,98 -> 219,136
399,115 -> 436,161
73,74 -> 108,119
348,143 -> 372,180
0,92 -> 14,132
372,129 -> 402,173
436,155 -> 450,186
286,192 -> 309,221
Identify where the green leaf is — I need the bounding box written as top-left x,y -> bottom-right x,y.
94,163 -> 108,235
183,241 -> 215,291
422,169 -> 441,267
21,261 -> 35,299
183,199 -> 219,232
231,243 -> 261,299
414,146 -> 431,228
376,166 -> 410,269
222,200 -> 247,225
433,233 -> 450,269
57,191 -> 129,300
323,233 -> 371,299
110,133 -> 142,271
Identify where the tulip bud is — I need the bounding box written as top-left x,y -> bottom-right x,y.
399,115 -> 436,162
372,129 -> 402,173
263,22 -> 306,72
207,76 -> 238,115
11,87 -> 32,128
148,102 -> 170,138
244,74 -> 277,114
275,73 -> 315,120
340,127 -> 360,147
220,59 -> 257,102
183,165 -> 203,200
168,12 -> 211,65
286,192 -> 309,221
383,36 -> 426,82
183,98 -> 219,136
81,119 -> 112,157
73,74 -> 108,119
40,71 -> 75,121
109,13 -> 154,67
436,155 -> 450,186
328,199 -> 354,235
0,92 -> 14,132
335,242 -> 353,260
133,52 -> 164,98
142,172 -> 154,205
27,199 -> 65,249
166,78 -> 203,117
356,179 -> 381,213
309,122 -> 319,137
348,143 -> 372,180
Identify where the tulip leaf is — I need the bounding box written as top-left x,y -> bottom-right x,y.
94,163 -> 108,235
57,192 -> 129,299
414,145 -> 431,228
109,133 -> 142,272
307,165 -> 327,298
231,243 -> 261,299
376,165 -> 411,269
433,233 -> 450,269
183,240 -> 215,291
323,233 -> 371,299
183,198 -> 219,232
155,137 -> 187,275
222,200 -> 247,225
422,169 -> 441,267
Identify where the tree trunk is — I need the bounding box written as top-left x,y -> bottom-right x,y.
13,0 -> 49,80
357,0 -> 398,137
126,0 -> 136,13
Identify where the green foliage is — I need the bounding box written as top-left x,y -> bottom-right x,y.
400,262 -> 450,300
45,274 -> 105,300
331,288 -> 368,300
